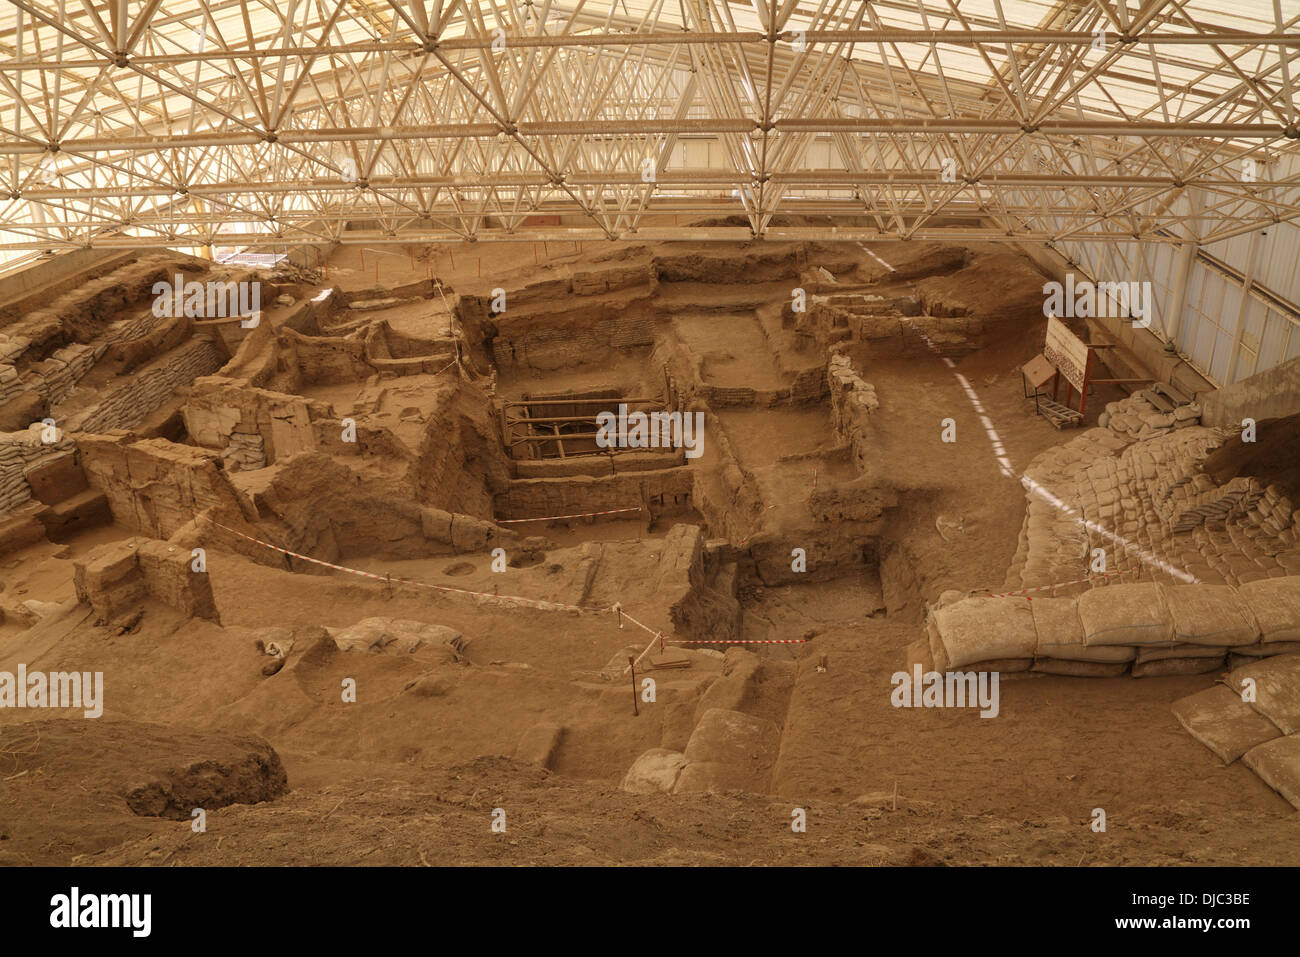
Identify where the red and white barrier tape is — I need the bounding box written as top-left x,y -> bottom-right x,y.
197,516 -> 805,681
618,607 -> 669,675
667,638 -> 808,645
196,515 -> 587,612
987,568 -> 1138,599
497,506 -> 641,525
616,605 -> 808,675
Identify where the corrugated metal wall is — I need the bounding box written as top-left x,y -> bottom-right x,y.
1054,151 -> 1300,388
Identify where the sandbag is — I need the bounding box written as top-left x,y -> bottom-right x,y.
1132,655 -> 1225,678
1236,578 -> 1300,643
1032,658 -> 1130,677
1079,583 -> 1173,646
1171,685 -> 1282,764
1227,654 -> 1300,735
931,596 -> 1036,669
953,657 -> 1032,674
1242,735 -> 1300,810
1232,640 -> 1300,658
1161,584 -> 1259,646
1031,597 -> 1135,662
1136,643 -> 1232,663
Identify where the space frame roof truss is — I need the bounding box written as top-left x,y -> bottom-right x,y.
0,0 -> 1295,252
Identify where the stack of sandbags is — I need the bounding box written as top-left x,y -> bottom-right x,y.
1246,483 -> 1295,536
925,577 -> 1300,678
1172,683 -> 1284,764
1130,584 -> 1259,676
927,596 -> 1038,673
927,590 -> 1122,677
1072,582 -> 1215,677
38,343 -> 100,406
1231,578 -> 1300,665
0,425 -> 76,515
0,334 -> 32,363
0,363 -> 23,405
222,431 -> 267,472
0,445 -> 32,513
1030,597 -> 1133,676
1173,654 -> 1300,809
1097,391 -> 1201,440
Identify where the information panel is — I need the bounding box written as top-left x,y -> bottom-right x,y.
1043,315 -> 1090,392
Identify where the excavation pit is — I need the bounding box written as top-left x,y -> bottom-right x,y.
2,235 -> 1299,868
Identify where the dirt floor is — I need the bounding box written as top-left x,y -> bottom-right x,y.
1,233 -> 1298,866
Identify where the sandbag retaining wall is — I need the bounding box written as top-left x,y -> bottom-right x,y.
927,579 -> 1300,679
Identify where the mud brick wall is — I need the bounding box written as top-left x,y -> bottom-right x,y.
471,265 -> 656,371
63,340 -> 224,434
184,377 -> 333,465
73,536 -> 218,622
697,380 -> 826,409
688,408 -> 764,546
136,539 -> 219,620
651,248 -> 802,284
801,298 -> 982,359
367,353 -> 457,376
338,278 -> 437,305
0,502 -> 48,556
800,299 -> 857,348
1,342 -> 104,410
653,524 -> 741,644
0,256 -> 195,353
606,312 -> 657,349
79,434 -> 249,540
852,313 -> 909,353
697,385 -> 758,407
657,331 -> 825,412
73,538 -> 146,620
787,365 -> 829,403
210,450 -> 518,564
489,309 -> 656,370
410,384 -> 512,519
1,255 -> 189,323
277,326 -> 371,384
495,467 -> 693,520
364,316 -> 449,358
747,519 -> 884,586
419,506 -> 521,554
828,354 -> 879,474
569,263 -> 651,296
